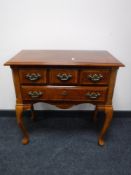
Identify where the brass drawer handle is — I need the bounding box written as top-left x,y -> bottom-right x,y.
25,73 -> 41,81
88,74 -> 103,82
28,91 -> 43,98
85,92 -> 101,99
57,73 -> 72,81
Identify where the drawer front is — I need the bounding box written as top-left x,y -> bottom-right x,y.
49,69 -> 78,85
80,69 -> 110,85
19,69 -> 47,84
21,86 -> 108,102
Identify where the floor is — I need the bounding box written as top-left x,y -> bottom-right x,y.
0,111 -> 131,175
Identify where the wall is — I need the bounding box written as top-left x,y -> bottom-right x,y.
0,0 -> 131,110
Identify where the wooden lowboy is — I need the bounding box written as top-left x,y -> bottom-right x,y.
4,50 -> 124,145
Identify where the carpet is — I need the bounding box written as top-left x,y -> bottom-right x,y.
0,111 -> 131,175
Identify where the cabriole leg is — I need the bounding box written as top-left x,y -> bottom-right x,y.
31,103 -> 36,121
16,104 -> 29,144
93,105 -> 98,123
98,105 -> 113,146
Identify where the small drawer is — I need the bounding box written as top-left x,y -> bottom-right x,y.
80,69 -> 110,85
21,86 -> 47,100
47,86 -> 108,102
49,69 -> 78,85
19,69 -> 47,84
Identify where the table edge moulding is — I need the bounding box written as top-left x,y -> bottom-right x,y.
4,50 -> 125,146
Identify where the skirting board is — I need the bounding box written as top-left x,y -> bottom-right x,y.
0,110 -> 131,118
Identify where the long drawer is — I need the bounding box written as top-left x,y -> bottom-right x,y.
21,86 -> 108,102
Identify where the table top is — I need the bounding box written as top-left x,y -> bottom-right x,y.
4,50 -> 124,67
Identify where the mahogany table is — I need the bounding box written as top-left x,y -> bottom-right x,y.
4,50 -> 124,145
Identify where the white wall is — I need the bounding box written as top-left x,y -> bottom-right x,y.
0,0 -> 131,110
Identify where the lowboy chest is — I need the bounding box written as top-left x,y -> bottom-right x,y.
4,50 -> 124,145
